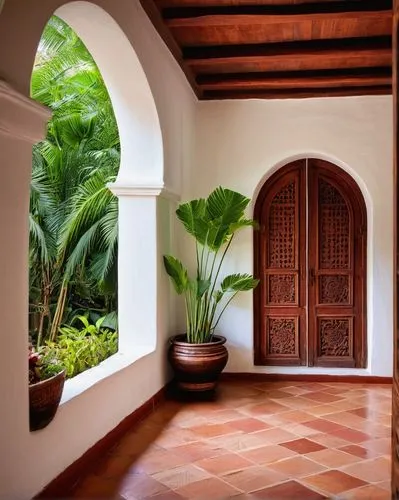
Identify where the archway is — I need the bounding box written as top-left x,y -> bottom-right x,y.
53,2 -> 164,357
28,1 -> 164,386
254,158 -> 367,369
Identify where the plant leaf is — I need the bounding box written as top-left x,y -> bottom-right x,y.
221,273 -> 259,293
176,199 -> 208,245
205,187 -> 251,248
197,278 -> 211,298
163,255 -> 189,294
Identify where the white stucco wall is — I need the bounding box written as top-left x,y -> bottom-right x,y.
189,96 -> 393,378
0,1 -> 194,498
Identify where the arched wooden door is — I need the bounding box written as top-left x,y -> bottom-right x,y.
254,158 -> 367,368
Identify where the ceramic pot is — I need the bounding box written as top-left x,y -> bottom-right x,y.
168,334 -> 228,392
29,370 -> 65,431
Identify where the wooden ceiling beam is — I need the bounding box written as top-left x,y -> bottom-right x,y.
162,0 -> 392,21
198,73 -> 391,90
165,10 -> 391,29
202,85 -> 392,99
156,0 -> 390,9
184,36 -> 391,59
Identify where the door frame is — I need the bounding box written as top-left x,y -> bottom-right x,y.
253,158 -> 367,368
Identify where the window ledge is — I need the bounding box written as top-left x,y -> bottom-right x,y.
60,347 -> 153,405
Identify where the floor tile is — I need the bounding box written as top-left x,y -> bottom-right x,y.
71,380 -> 393,499
306,448 -> 362,468
277,410 -> 315,424
251,480 -> 327,499
280,438 -> 326,454
221,465 -> 288,493
342,484 -> 391,499
243,401 -> 290,416
361,438 -> 391,455
302,419 -> 348,434
171,441 -> 224,461
174,476 -> 241,499
267,456 -> 327,478
342,457 -> 391,483
302,391 -> 344,404
310,433 -> 356,449
339,444 -> 382,460
207,432 -> 270,452
188,423 -> 240,438
119,473 -> 170,499
240,444 -> 297,464
250,427 -> 298,445
152,464 -> 210,490
149,490 -> 186,500
331,428 -> 371,444
195,452 -> 253,475
228,417 -> 271,433
302,470 -> 367,495
129,448 -> 190,474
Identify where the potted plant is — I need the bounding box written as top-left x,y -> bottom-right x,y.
164,186 -> 259,392
29,347 -> 65,431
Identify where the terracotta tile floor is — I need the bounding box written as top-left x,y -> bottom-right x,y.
73,380 -> 392,499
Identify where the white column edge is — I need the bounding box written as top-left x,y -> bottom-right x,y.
108,182 -> 180,201
0,81 -> 51,144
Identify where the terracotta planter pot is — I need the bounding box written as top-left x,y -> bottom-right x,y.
168,334 -> 228,392
29,370 -> 65,431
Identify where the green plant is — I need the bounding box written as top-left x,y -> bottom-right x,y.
42,315 -> 118,378
163,186 -> 259,344
29,15 -> 119,347
29,349 -> 63,384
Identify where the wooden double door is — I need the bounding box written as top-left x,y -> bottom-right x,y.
254,158 -> 367,368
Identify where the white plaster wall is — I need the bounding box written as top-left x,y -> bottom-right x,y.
190,96 -> 393,378
0,1 -> 195,498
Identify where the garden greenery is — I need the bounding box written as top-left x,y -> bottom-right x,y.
42,316 -> 118,379
29,15 -> 119,356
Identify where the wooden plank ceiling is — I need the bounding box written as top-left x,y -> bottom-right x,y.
141,0 -> 393,99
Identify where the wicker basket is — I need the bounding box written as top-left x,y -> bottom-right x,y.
29,370 -> 65,431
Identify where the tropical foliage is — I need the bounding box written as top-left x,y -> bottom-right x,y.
29,15 -> 119,351
163,187 -> 259,343
43,316 -> 118,379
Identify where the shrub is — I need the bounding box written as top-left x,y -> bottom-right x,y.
42,316 -> 118,378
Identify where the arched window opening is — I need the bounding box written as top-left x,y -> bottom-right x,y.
29,16 -> 119,379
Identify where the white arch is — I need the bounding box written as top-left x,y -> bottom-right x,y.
55,1 -> 164,187
47,2 -> 163,370
252,152 -> 372,214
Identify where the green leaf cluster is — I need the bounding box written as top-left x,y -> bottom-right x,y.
29,16 -> 119,348
41,315 -> 118,379
164,187 -> 259,343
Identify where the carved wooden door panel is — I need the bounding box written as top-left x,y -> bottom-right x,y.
392,0 -> 399,495
254,159 -> 366,368
254,160 -> 307,366
308,159 -> 366,368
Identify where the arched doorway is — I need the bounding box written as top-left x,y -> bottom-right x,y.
254,158 -> 367,368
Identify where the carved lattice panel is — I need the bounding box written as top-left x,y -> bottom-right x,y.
267,274 -> 296,304
267,317 -> 297,355
319,275 -> 350,304
319,179 -> 350,269
268,181 -> 296,269
318,318 -> 353,358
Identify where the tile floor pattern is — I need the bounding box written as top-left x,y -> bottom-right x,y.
73,381 -> 392,499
